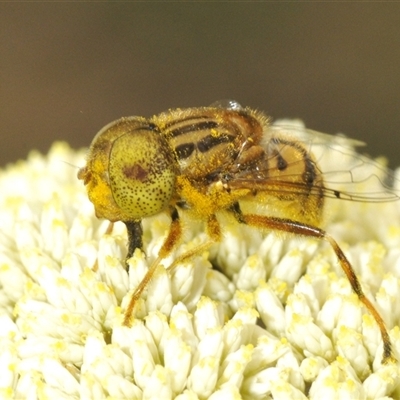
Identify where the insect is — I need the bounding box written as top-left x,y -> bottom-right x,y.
78,100 -> 398,364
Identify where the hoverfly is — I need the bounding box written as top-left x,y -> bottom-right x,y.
78,101 -> 398,364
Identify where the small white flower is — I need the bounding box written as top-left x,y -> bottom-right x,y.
254,282 -> 286,336
308,357 -> 365,400
300,356 -> 330,382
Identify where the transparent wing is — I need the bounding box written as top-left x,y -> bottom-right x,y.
230,119 -> 400,203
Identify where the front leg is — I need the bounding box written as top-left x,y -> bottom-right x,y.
124,220 -> 143,268
123,206 -> 182,326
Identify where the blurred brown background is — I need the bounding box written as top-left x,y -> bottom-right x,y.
1,4 -> 400,168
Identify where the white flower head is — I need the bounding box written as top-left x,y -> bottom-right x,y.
0,137 -> 400,399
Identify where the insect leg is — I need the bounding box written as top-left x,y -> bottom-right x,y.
124,220 -> 143,265
158,207 -> 182,259
235,207 -> 395,364
166,241 -> 214,274
123,207 -> 182,326
164,215 -> 219,289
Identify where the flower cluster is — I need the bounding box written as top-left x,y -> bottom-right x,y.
0,141 -> 399,399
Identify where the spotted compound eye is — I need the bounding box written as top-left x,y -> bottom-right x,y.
79,117 -> 176,222
109,122 -> 177,219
